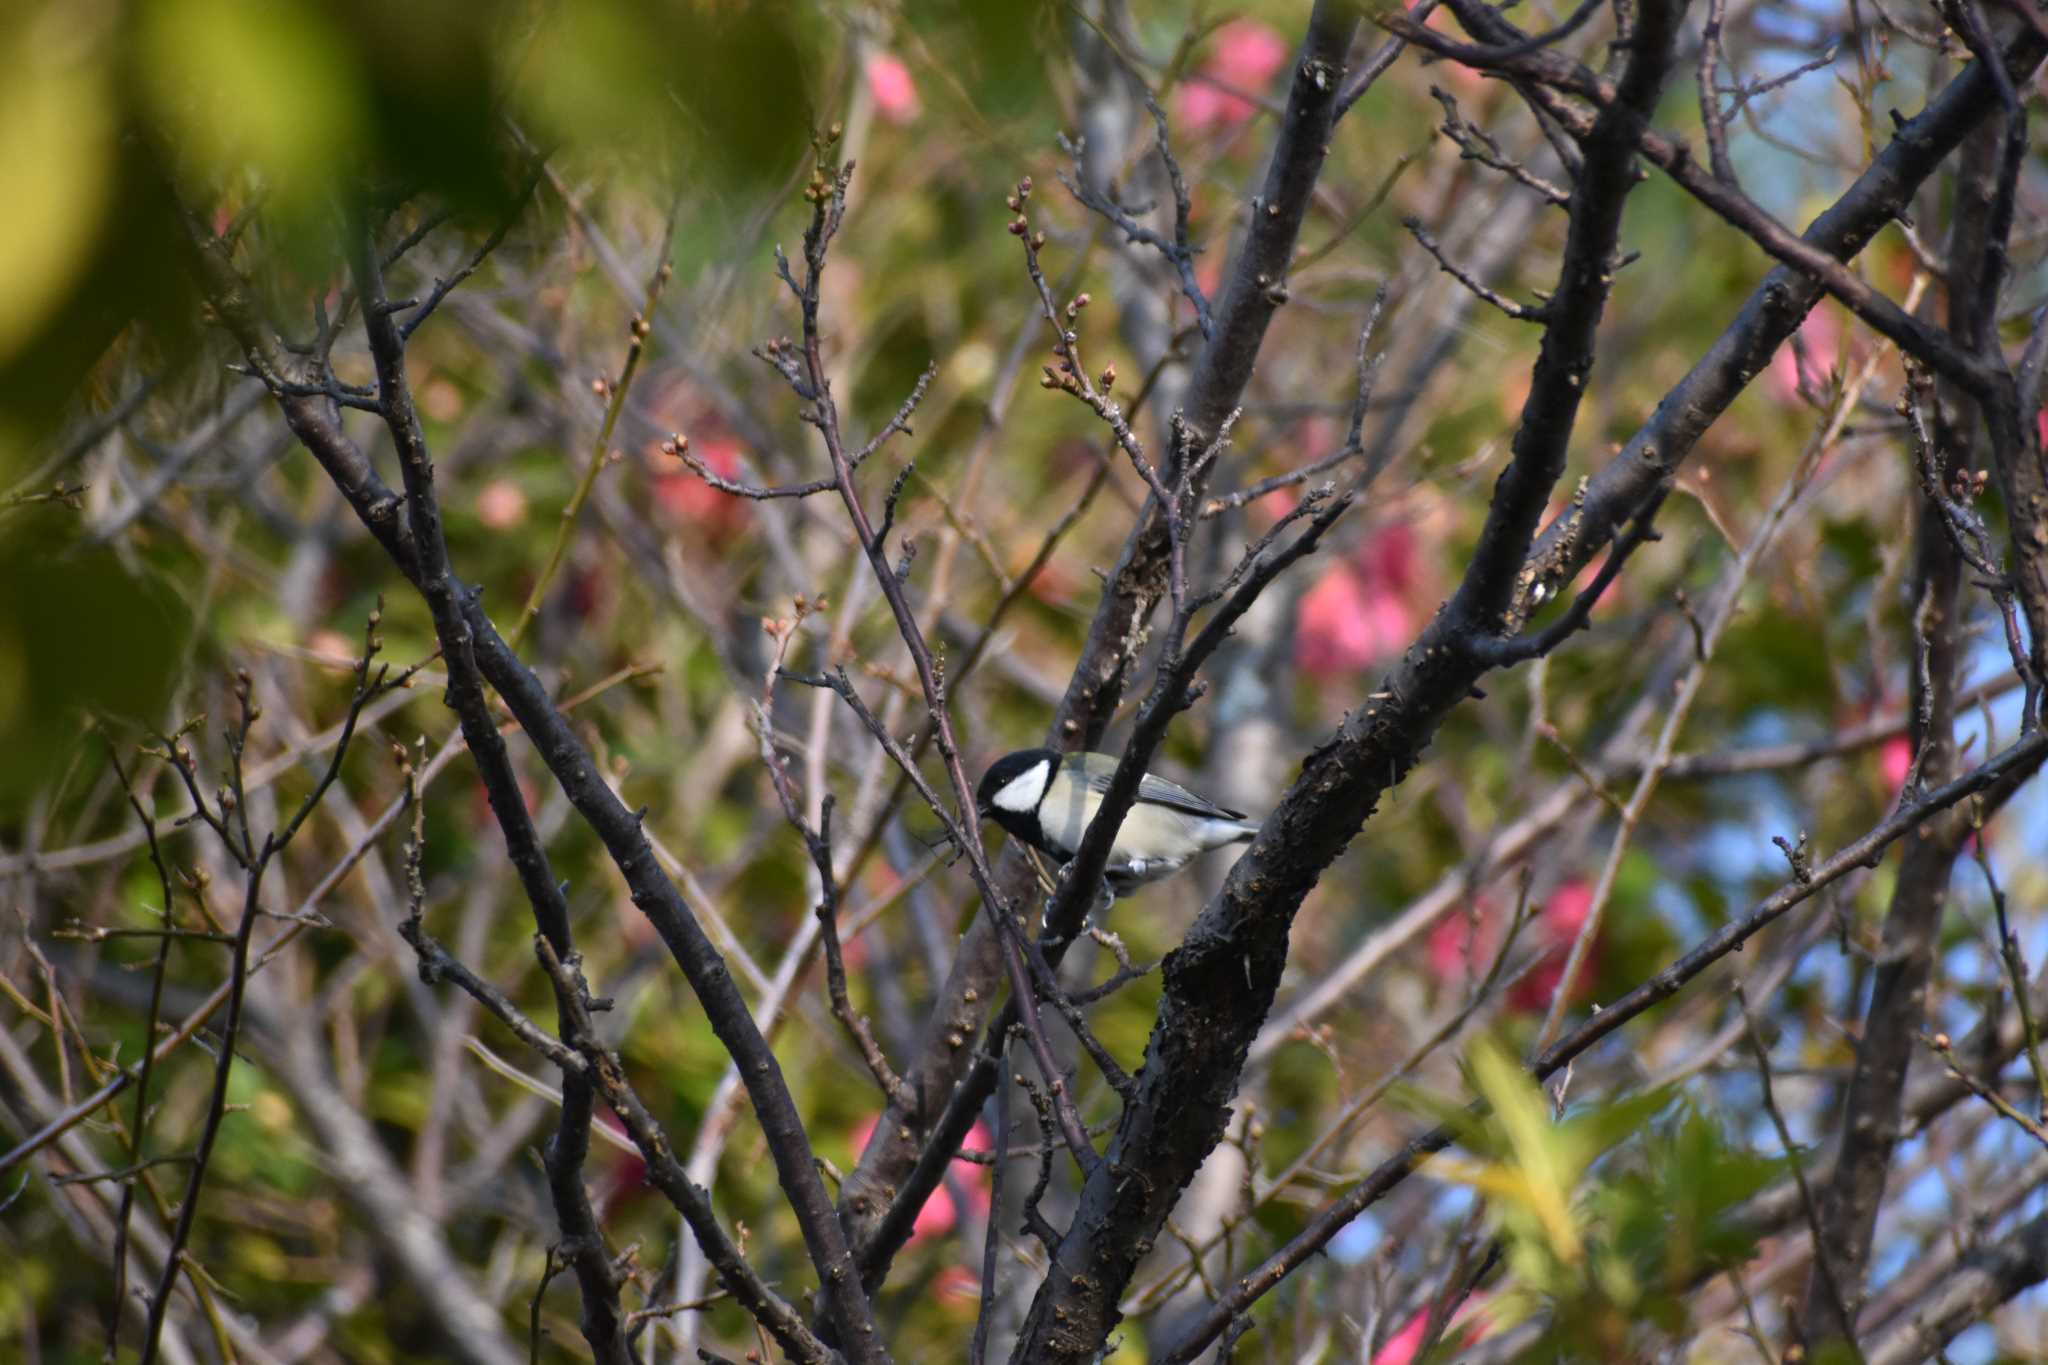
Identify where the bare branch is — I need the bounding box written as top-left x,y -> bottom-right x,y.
1161,722 -> 2048,1360
1403,215 -> 1550,322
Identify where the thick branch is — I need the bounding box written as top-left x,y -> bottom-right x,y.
835,0 -> 1362,1269
1799,94 -> 1998,1352
1161,724 -> 2048,1361
181,202 -> 887,1364
350,223 -> 633,1365
1862,1209 -> 2048,1365
1008,2 -> 1686,1358
1449,0 -> 1680,636
1507,23 -> 2048,616
1406,0 -> 2006,405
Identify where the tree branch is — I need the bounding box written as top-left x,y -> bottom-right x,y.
1010,1 -> 1687,1357
1862,1209 -> 2048,1365
1499,21 -> 2047,621
835,0 -> 1362,1273
176,195 -> 887,1364
1161,721 -> 2048,1361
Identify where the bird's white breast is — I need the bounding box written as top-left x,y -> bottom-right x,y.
989,760 -> 1052,813
1037,785 -> 1240,865
1037,779 -> 1103,851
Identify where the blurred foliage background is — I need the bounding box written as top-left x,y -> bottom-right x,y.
3,0 -> 2047,1362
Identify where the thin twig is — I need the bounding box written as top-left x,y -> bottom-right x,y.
510,194 -> 679,648
1925,1032 -> 2048,1152
1736,984 -> 1865,1358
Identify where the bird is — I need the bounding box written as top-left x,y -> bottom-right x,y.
974,748 -> 1261,897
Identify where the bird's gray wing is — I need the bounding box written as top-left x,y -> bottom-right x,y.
1068,757 -> 1249,821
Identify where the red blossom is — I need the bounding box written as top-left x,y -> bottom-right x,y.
1175,21 -> 1289,133
1878,735 -> 1913,793
1767,306 -> 1844,403
1370,1296 -> 1486,1363
651,432 -> 751,542
850,1117 -> 993,1241
1295,563 -> 1414,674
1295,524 -> 1422,676
1514,878 -> 1593,1011
1372,1311 -> 1429,1365
1425,879 -> 1597,1013
865,50 -> 921,125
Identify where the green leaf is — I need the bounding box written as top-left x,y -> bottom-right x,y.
1555,1084 -> 1677,1170
139,0 -> 370,200
0,17 -> 113,368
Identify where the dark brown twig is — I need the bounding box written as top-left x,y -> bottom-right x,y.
1060,77 -> 1214,340
1405,215 -> 1550,322
138,626 -> 390,1365
103,741 -> 179,1361
1696,0 -> 1739,184
350,218 -> 636,1365
1924,1032 -> 2048,1152
177,195 -> 878,1362
754,687 -> 913,1111
400,165 -> 544,341
534,938 -> 836,1364
1202,288 -> 1388,517
1736,984 -> 1863,1358
1429,86 -> 1573,207
1158,723 -> 2048,1362
764,149 -> 1102,1182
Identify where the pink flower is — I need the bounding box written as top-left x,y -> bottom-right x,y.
1296,565 -> 1414,674
851,1118 -> 992,1241
476,478 -> 528,529
1513,879 -> 1593,1012
1359,521 -> 1419,594
1370,1297 -> 1486,1363
1427,898 -> 1500,986
1879,735 -> 1913,793
1295,525 -> 1421,676
1371,1310 -> 1430,1365
1176,20 -> 1289,133
865,51 -> 921,125
1767,307 -> 1842,402
1425,880 -> 1597,1013
652,433 -> 751,542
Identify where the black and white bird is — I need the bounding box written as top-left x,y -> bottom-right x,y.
974,748 -> 1262,897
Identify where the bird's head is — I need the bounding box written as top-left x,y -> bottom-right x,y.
976,748 -> 1058,821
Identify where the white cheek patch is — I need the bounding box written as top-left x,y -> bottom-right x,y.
991,762 -> 1051,813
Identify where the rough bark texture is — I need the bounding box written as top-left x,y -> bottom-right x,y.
1797,110 -> 1994,1348
833,0 -> 1364,1280
1009,0 -> 1686,1355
